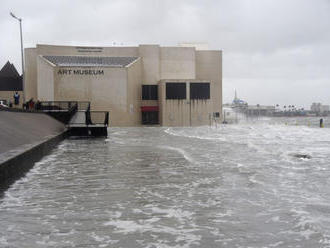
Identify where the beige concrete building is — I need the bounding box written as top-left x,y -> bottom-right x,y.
25,44 -> 222,126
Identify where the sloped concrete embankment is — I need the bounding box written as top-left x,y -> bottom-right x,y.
0,110 -> 66,191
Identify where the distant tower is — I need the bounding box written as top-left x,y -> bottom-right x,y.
232,89 -> 247,107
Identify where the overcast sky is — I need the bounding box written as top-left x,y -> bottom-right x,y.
1,0 -> 329,108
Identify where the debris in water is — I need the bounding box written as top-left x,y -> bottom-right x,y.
291,153 -> 312,159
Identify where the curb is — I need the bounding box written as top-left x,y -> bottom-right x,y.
0,130 -> 68,194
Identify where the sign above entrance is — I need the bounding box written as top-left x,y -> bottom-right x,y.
57,69 -> 104,75
75,47 -> 103,53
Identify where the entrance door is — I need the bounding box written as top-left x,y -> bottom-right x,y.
141,106 -> 159,125
142,111 -> 159,125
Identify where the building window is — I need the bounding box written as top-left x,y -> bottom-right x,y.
190,83 -> 210,99
166,83 -> 186,99
142,85 -> 158,100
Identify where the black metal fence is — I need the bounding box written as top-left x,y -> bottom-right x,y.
37,101 -> 75,111
90,111 -> 109,125
68,111 -> 109,127
77,102 -> 90,111
34,101 -> 90,111
37,101 -> 90,111
35,101 -> 109,126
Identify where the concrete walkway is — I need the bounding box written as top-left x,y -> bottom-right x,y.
0,110 -> 65,155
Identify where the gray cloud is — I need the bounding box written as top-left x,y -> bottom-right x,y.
1,0 -> 329,108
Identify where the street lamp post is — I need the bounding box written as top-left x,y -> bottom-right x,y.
10,12 -> 25,104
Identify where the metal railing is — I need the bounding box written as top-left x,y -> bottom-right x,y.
90,111 -> 109,126
37,101 -> 90,111
34,101 -> 109,127
68,111 -> 109,127
77,101 -> 90,111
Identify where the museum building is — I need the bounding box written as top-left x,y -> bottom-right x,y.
25,44 -> 222,126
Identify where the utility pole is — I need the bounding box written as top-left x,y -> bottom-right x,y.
10,12 -> 25,104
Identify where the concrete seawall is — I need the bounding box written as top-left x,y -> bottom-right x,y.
0,110 -> 66,192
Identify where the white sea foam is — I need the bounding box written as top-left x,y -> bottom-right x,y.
158,145 -> 195,164
289,208 -> 324,240
248,174 -> 263,185
271,216 -> 280,222
103,220 -> 155,233
164,127 -> 227,142
269,241 -> 284,247
90,232 -> 118,245
0,236 -> 8,246
2,191 -> 22,208
105,210 -> 122,218
2,120 -> 330,247
149,206 -> 194,223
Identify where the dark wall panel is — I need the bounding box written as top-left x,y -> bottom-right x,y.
190,83 -> 210,99
0,77 -> 22,91
166,83 -> 186,99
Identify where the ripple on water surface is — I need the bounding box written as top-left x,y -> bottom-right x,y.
1,121 -> 330,247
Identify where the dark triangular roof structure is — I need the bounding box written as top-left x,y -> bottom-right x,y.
0,61 -> 22,91
0,61 -> 20,77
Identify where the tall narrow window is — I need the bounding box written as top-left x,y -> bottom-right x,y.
190,83 -> 210,99
142,85 -> 158,100
166,83 -> 186,99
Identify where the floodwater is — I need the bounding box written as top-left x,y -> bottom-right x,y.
1,117 -> 330,247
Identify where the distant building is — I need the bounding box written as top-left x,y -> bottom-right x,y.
24,44 -> 222,126
232,90 -> 248,109
311,103 -> 330,114
0,61 -> 23,106
322,105 -> 330,113
246,105 -> 275,116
